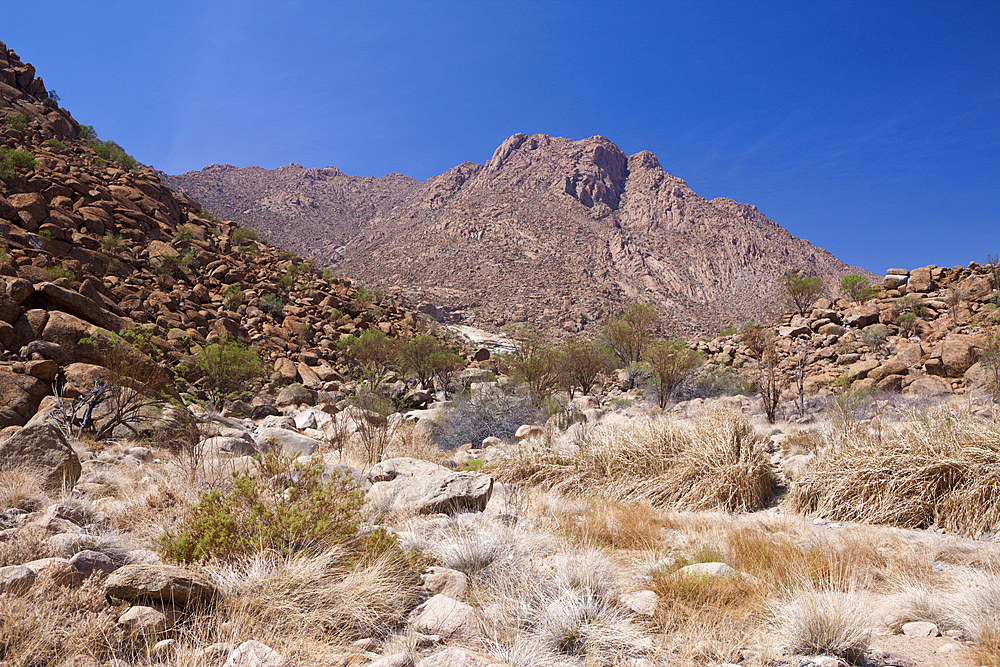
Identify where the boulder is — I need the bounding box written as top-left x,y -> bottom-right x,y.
902,621 -> 940,638
409,594 -> 479,641
421,566 -> 469,600
254,426 -> 320,456
223,640 -> 294,667
68,549 -> 116,579
417,648 -> 506,667
369,470 -> 493,515
867,358 -> 907,383
0,422 -> 81,491
939,336 -> 979,376
0,367 -> 49,424
0,564 -> 36,596
842,304 -> 879,328
103,564 -> 217,608
902,376 -> 953,397
907,266 -> 934,292
36,282 -> 124,333
118,604 -> 180,634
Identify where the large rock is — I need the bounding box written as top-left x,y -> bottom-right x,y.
409,594 -> 479,641
907,266 -> 935,293
36,282 -> 124,333
0,564 -> 36,596
867,358 -> 907,383
223,640 -> 294,667
0,367 -> 49,425
0,422 -> 80,490
938,336 -> 980,376
368,457 -> 493,515
103,564 -> 217,608
254,427 -> 320,456
842,304 -> 879,328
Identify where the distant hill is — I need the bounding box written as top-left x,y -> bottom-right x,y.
165,133 -> 875,336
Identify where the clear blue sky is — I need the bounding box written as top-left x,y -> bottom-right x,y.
4,1 -> 998,274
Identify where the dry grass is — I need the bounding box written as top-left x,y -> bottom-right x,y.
0,573 -> 122,666
557,498 -> 672,550
787,409 -> 1000,538
0,469 -> 50,515
494,410 -> 774,513
775,589 -> 874,663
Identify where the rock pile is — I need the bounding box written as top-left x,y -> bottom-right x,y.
693,264 -> 998,398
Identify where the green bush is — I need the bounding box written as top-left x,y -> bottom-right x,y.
44,265 -> 75,281
222,284 -> 245,311
502,328 -> 560,398
839,274 -> 876,304
173,225 -> 195,244
781,270 -> 824,316
232,227 -> 258,245
558,336 -> 614,396
339,329 -> 398,379
602,303 -> 659,366
2,113 -> 27,131
46,138 -> 67,150
85,138 -> 137,170
101,233 -> 124,254
192,335 -> 267,406
0,148 -> 37,179
36,229 -> 55,240
157,450 -> 397,562
259,293 -> 284,316
77,124 -> 96,140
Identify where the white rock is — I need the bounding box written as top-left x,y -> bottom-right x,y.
902,620 -> 940,637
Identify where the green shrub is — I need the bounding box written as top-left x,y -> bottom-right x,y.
46,138 -> 67,150
860,324 -> 889,357
237,242 -> 260,256
399,334 -> 447,386
85,137 -> 137,170
157,449 -> 395,562
277,270 -> 295,291
781,270 -> 824,316
322,268 -> 334,280
339,329 -> 398,379
172,225 -> 195,244
232,227 -> 258,245
77,124 -> 96,140
0,148 -> 37,179
259,293 -> 284,316
222,284 -> 245,311
36,229 -> 55,240
42,89 -> 60,108
192,335 -> 267,407
101,233 -> 124,254
44,265 -> 75,281
155,253 -> 182,277
602,303 -> 659,366
501,328 -> 560,398
558,336 -> 614,397
840,274 -> 876,304
2,113 -> 27,131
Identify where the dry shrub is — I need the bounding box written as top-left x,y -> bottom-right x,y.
0,469 -> 49,515
775,589 -> 873,663
558,498 -> 670,550
0,574 -> 121,666
787,410 -> 1000,538
494,410 -> 774,512
0,524 -> 52,567
210,546 -> 424,646
390,420 -> 445,464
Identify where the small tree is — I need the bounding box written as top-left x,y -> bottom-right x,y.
646,339 -> 702,409
193,335 -> 267,407
979,330 -> 1000,403
743,324 -> 782,423
340,329 -> 398,380
503,328 -> 560,399
429,350 -> 464,398
399,334 -> 446,387
602,303 -> 659,366
558,337 -> 614,397
839,274 -> 875,305
860,324 -> 890,358
944,288 -> 963,323
780,270 -> 824,316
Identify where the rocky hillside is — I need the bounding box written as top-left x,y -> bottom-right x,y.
165,135 -> 874,337
0,39 -> 435,429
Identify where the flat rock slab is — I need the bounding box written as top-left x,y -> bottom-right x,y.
103,564 -> 217,608
254,426 -> 319,456
902,621 -> 940,637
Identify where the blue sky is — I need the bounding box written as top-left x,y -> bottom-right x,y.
4,1 -> 998,274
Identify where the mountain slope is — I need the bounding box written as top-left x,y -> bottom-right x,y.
167,134 -> 873,336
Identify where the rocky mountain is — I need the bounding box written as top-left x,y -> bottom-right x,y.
0,39 -> 436,429
166,133 -> 875,336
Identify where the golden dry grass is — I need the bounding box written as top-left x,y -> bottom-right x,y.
494,410 -> 774,513
787,409 -> 1000,538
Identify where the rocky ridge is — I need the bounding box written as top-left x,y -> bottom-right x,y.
0,39 -> 444,431
165,134 -> 874,337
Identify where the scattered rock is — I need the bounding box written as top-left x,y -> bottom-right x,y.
409,594 -> 479,641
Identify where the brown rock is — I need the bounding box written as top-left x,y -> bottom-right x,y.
103,564 -> 217,608
6,192 -> 48,231
118,604 -> 181,634
273,356 -> 298,381
0,422 -> 80,490
421,566 -> 470,600
26,359 -> 59,381
0,564 -> 36,596
939,336 -> 979,376
907,266 -> 935,293
409,594 -> 479,641
867,359 -> 907,383
37,282 -> 124,333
